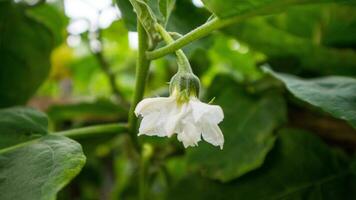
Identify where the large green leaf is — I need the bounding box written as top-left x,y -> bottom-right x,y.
117,0 -> 174,30
0,1 -> 64,107
0,107 -> 48,149
262,4 -> 356,48
116,0 -> 137,31
201,0 -> 353,18
265,67 -> 356,129
25,3 -> 67,46
0,107 -> 86,200
225,15 -> 356,76
170,129 -> 356,199
187,75 -> 287,182
116,0 -> 209,33
0,135 -> 86,200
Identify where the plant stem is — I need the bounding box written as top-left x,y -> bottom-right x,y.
146,15 -> 247,60
0,123 -> 128,154
154,24 -> 192,73
56,123 -> 128,139
128,20 -> 151,152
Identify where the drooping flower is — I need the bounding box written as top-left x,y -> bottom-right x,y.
135,72 -> 224,149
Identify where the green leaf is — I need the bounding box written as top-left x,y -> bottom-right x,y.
224,13 -> 356,76
187,75 -> 287,182
207,34 -> 262,82
159,0 -> 176,26
25,3 -> 67,46
264,67 -> 356,129
0,1 -> 62,107
261,4 -> 356,48
117,0 -> 209,34
170,129 -> 356,199
116,0 -> 137,31
201,0 -> 353,18
0,107 -> 86,200
0,107 -> 48,149
128,0 -> 161,46
0,135 -> 86,200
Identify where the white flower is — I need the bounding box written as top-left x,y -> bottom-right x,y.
134,92 -> 224,149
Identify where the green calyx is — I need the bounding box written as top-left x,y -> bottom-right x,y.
169,72 -> 201,103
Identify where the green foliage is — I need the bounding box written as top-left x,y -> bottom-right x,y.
224,4 -> 356,76
170,129 -> 356,199
47,99 -> 128,123
0,1 -> 65,108
201,0 -> 353,18
0,107 -> 86,200
188,75 -> 286,182
128,0 -> 158,39
25,3 -> 67,46
1,0 -> 356,199
265,67 -> 356,129
0,135 -> 86,200
0,107 -> 48,149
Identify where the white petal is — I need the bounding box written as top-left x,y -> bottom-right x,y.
138,112 -> 166,137
201,122 -> 224,149
190,99 -> 224,124
177,121 -> 201,148
164,103 -> 190,137
134,96 -> 174,116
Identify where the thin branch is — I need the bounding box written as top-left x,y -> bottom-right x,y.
90,29 -> 130,107
56,123 -> 128,139
146,12 -> 258,60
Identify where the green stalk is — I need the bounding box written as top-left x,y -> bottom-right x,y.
154,23 -> 192,73
128,20 -> 151,152
56,123 -> 128,139
0,123 -> 127,155
146,15 -> 248,60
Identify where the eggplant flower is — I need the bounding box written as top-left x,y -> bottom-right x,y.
134,73 -> 224,149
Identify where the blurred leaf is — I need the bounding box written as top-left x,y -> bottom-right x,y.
201,0 -> 353,18
187,74 -> 287,182
47,99 -> 128,123
116,0 -> 137,31
159,0 -> 176,26
264,4 -> 356,48
207,34 -> 262,82
265,67 -> 356,129
25,3 -> 67,46
166,0 -> 209,34
0,107 -> 86,200
171,129 -> 356,199
166,0 -> 212,57
0,1 -> 63,107
117,0 -> 209,34
225,15 -> 356,76
0,135 -> 86,200
0,107 -> 48,149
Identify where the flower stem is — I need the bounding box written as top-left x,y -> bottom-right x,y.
154,23 -> 192,73
146,15 -> 247,60
56,123 -> 128,139
128,20 -> 151,152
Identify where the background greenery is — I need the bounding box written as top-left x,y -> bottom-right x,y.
0,0 -> 355,199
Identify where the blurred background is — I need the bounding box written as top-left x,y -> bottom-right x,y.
1,0 -> 356,199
